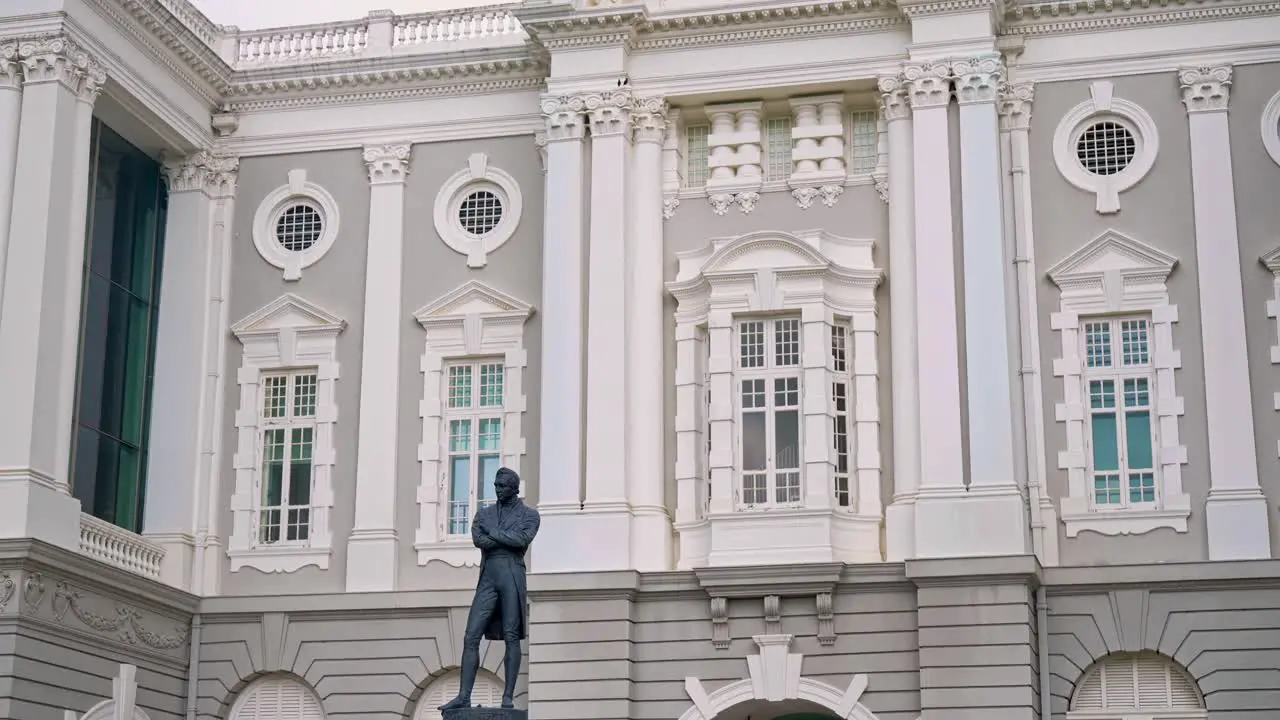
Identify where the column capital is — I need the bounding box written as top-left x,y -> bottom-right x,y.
1,41 -> 20,92
951,54 -> 1004,105
17,35 -> 94,94
362,143 -> 412,185
540,93 -> 587,142
998,82 -> 1035,132
1179,65 -> 1231,114
162,151 -> 240,198
902,61 -> 953,109
76,62 -> 107,105
878,74 -> 911,122
632,95 -> 668,145
584,89 -> 634,138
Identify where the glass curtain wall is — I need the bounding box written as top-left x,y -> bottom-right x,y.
70,119 -> 168,533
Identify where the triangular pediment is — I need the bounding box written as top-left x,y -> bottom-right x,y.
1261,245 -> 1280,274
1046,229 -> 1177,287
231,293 -> 346,337
702,231 -> 829,275
414,280 -> 533,325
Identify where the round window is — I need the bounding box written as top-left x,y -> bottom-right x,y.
458,190 -> 504,237
274,202 -> 324,252
1075,120 -> 1136,176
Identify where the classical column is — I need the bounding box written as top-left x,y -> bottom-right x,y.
951,54 -> 1027,554
878,74 -> 920,562
582,89 -> 633,571
347,144 -> 413,591
627,96 -> 672,571
146,152 -> 239,592
0,36 -> 98,549
533,96 -> 588,574
0,41 -> 23,316
1179,66 -> 1271,560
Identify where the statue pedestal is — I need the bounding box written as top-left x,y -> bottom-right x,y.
443,707 -> 527,720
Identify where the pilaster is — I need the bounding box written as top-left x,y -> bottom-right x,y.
628,96 -> 673,572
0,40 -> 23,319
879,74 -> 920,562
533,94 -> 588,574
1178,66 -> 1271,560
347,143 -> 413,591
0,35 -> 100,551
146,151 -> 239,592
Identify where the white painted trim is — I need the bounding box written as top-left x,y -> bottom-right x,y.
1260,245 -> 1280,459
250,169 -> 341,281
432,152 -> 524,269
1262,90 -> 1280,168
1051,81 -> 1159,215
680,634 -> 880,720
413,280 -> 533,567
227,294 -> 345,573
228,675 -> 326,720
1046,230 -> 1190,538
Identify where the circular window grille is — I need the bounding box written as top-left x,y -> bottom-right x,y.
274,203 -> 324,252
1076,120 -> 1137,176
458,190 -> 504,237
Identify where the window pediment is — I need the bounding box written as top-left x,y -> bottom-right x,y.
413,279 -> 534,326
231,293 -> 346,339
1047,229 -> 1177,286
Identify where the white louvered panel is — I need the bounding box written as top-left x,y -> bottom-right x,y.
1073,669 -> 1104,709
1136,655 -> 1171,707
1070,653 -> 1205,714
232,677 -> 324,720
416,670 -> 505,720
1104,661 -> 1137,709
1168,667 -> 1203,708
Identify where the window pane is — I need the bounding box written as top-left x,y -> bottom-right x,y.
848,110 -> 878,174
1123,377 -> 1150,409
764,117 -> 792,182
774,409 -> 800,471
1125,410 -> 1153,470
1094,475 -> 1121,505
448,365 -> 472,409
289,427 -> 313,505
263,375 -> 287,418
113,444 -> 141,532
830,326 -> 848,372
1084,321 -> 1112,368
293,374 -> 317,417
739,322 -> 765,368
1120,319 -> 1150,366
1091,412 -> 1119,472
479,455 -> 500,508
774,377 -> 799,408
741,379 -> 765,409
449,456 -> 472,534
1128,473 -> 1156,504
478,418 -> 502,452
742,473 -> 767,505
685,125 -> 709,188
449,419 -> 472,452
741,411 -> 767,471
774,318 -> 801,367
261,429 -> 285,506
479,363 -> 504,407
1089,379 -> 1115,409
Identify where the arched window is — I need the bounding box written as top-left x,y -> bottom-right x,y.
1070,652 -> 1205,719
230,676 -> 325,720
414,669 -> 505,720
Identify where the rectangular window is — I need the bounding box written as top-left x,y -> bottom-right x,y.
258,371 -> 317,545
737,317 -> 803,508
764,117 -> 793,182
831,324 -> 851,508
848,110 -> 878,174
685,125 -> 710,188
444,359 -> 505,535
1082,317 -> 1157,510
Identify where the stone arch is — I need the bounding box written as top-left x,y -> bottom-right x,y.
1069,651 -> 1204,717
679,635 -> 880,720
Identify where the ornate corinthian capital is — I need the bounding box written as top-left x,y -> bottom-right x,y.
0,42 -> 20,92
998,82 -> 1035,132
18,35 -> 93,93
951,54 -> 1003,105
363,144 -> 412,185
583,89 -> 634,138
631,95 -> 668,144
540,94 -> 587,142
878,74 -> 911,122
1179,65 -> 1231,113
902,61 -> 952,109
163,151 -> 240,198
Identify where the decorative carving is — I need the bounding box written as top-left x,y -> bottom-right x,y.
710,596 -> 729,649
0,571 -> 13,611
51,581 -> 188,650
534,132 -> 548,173
584,89 -> 633,137
212,111 -> 239,137
816,592 -> 835,645
999,82 -> 1035,132
663,197 -> 680,220
363,144 -> 412,184
795,185 -> 842,209
873,174 -> 889,204
540,94 -> 587,142
763,595 -> 782,635
708,193 -> 734,216
163,151 -> 240,198
902,61 -> 952,109
818,185 -> 843,208
793,187 -> 820,209
951,54 -> 1003,104
77,62 -> 107,104
17,35 -> 91,91
878,74 -> 911,122
632,95 -> 668,144
0,41 -> 19,91
736,191 -> 759,214
23,572 -> 44,611
1179,65 -> 1231,113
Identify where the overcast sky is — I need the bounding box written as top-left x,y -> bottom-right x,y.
191,0 -> 500,29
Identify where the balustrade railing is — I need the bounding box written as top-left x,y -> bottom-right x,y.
79,513 -> 165,580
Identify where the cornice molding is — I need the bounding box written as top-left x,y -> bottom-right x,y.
1178,64 -> 1231,113
1005,0 -> 1280,35
221,72 -> 545,113
83,0 -> 229,101
898,0 -> 1000,18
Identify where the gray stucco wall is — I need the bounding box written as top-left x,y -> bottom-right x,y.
1229,61 -> 1280,559
1028,72 -> 1211,566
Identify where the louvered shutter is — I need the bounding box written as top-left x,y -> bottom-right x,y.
1071,653 -> 1203,714
232,677 -> 324,720
416,670 -> 505,720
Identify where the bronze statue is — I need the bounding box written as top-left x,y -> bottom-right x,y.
440,467 -> 540,712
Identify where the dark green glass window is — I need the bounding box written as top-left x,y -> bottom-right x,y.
70,120 -> 168,533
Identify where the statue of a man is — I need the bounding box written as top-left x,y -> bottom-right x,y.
440,467 -> 540,711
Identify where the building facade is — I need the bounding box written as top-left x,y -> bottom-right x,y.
1,0 -> 1279,718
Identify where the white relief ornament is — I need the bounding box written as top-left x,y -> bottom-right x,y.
1178,65 -> 1231,113
663,197 -> 680,220
708,193 -> 734,216
736,191 -> 760,214
818,185 -> 843,208
951,55 -> 1003,105
793,187 -> 821,209
872,174 -> 889,204
362,144 -> 412,184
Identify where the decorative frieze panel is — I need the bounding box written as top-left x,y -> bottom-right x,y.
705,101 -> 763,214
788,95 -> 846,208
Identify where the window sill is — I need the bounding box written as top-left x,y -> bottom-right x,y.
228,544 -> 331,573
1060,500 -> 1190,538
415,539 -> 481,568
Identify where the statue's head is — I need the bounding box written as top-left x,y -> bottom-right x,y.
494,467 -> 520,504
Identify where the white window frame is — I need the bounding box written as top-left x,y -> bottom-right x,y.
414,280 -> 532,567
1079,316 -> 1160,513
440,359 -> 506,537
667,229 -> 883,568
228,294 -> 344,574
683,123 -> 710,189
1261,89 -> 1280,168
433,152 -> 523,269
251,169 -> 341,281
229,675 -> 326,720
1052,80 -> 1159,215
846,109 -> 879,175
734,316 -> 804,509
255,370 -> 320,547
761,117 -> 793,185
1047,229 -> 1190,538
